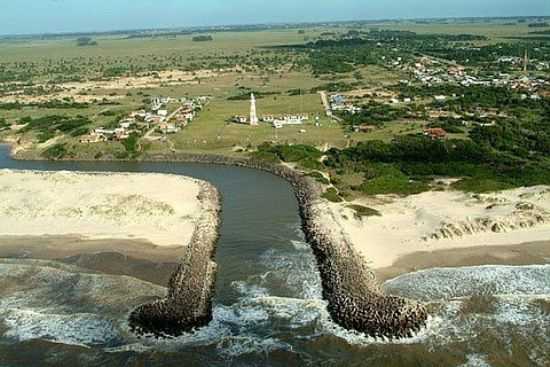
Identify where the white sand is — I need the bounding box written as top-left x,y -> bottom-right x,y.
0,169 -> 213,248
0,69 -> 218,104
320,186 -> 550,269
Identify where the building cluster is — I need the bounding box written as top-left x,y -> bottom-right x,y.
264,114 -> 310,129
329,94 -> 362,114
406,56 -> 549,92
232,93 -> 312,129
80,96 -> 208,144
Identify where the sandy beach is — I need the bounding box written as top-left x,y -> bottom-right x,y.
0,169 -> 217,250
319,185 -> 550,271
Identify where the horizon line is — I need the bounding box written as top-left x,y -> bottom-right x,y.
1,14 -> 549,38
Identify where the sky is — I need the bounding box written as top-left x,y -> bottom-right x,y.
1,0 -> 549,35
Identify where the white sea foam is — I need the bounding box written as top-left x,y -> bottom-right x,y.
216,335 -> 292,358
2,308 -> 120,347
0,261 -> 163,349
384,265 -> 550,301
3,256 -> 549,359
290,240 -> 309,251
232,280 -> 270,298
459,354 -> 492,367
258,246 -> 323,300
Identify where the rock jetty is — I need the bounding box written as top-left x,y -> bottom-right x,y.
134,152 -> 428,339
128,181 -> 221,337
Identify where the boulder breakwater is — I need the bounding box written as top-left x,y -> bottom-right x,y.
128,181 -> 221,337
9,147 -> 427,338
135,152 -> 428,339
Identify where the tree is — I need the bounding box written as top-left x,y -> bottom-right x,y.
76,37 -> 98,47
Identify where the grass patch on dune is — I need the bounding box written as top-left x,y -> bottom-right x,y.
41,143 -> 68,160
451,178 -> 515,193
306,171 -> 330,185
322,187 -> 343,203
347,204 -> 381,219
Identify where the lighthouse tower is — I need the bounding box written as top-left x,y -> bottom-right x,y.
250,93 -> 259,126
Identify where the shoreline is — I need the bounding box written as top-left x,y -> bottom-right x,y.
0,235 -> 182,286
0,235 -> 186,264
376,240 -> 550,283
2,145 -> 430,338
5,147 -> 547,337
0,165 -> 223,337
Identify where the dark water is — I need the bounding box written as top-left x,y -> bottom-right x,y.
0,145 -> 548,367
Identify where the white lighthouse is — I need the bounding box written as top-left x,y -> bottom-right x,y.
250,93 -> 259,126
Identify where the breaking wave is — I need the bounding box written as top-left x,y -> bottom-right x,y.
1,250 -> 549,361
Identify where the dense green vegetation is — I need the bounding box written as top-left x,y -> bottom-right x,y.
192,35 -> 214,42
119,132 -> 141,159
528,22 -> 550,28
420,41 -> 550,70
324,131 -> 550,194
252,143 -> 324,170
278,30 -> 491,76
0,100 -> 89,110
254,115 -> 550,196
306,171 -> 330,185
41,143 -> 68,159
76,37 -> 98,47
0,118 -> 8,130
18,115 -> 92,143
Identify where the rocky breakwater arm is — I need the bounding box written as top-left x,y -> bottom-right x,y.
129,181 -> 221,337
249,162 -> 428,339
141,152 -> 428,338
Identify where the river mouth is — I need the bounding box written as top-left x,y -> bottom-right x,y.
0,145 -> 549,367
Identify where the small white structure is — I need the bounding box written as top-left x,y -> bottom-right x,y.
270,114 -> 309,128
233,115 -> 248,124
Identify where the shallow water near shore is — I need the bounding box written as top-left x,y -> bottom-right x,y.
0,145 -> 548,367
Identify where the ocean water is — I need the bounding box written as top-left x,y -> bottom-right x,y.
0,145 -> 548,366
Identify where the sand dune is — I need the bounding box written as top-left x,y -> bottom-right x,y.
0,169 -> 216,248
321,186 -> 550,269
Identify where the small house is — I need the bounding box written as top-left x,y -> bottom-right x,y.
424,128 -> 448,140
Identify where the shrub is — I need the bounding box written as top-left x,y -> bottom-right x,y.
451,178 -> 514,193
306,171 -> 330,185
42,144 -> 67,160
122,133 -> 140,158
192,35 -> 213,42
360,174 -> 428,196
347,204 -> 381,219
322,187 -> 343,203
